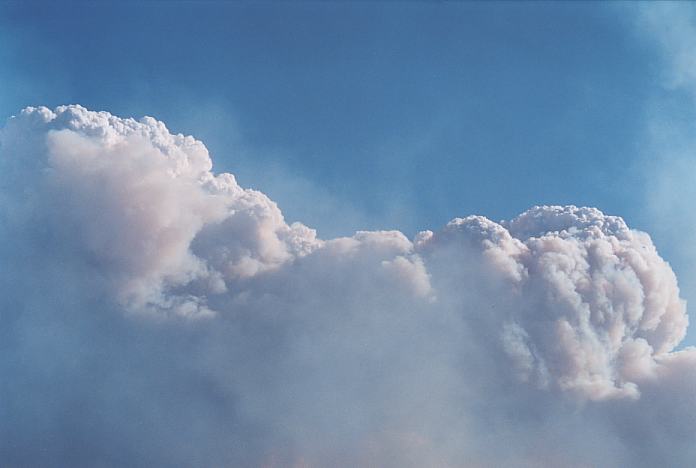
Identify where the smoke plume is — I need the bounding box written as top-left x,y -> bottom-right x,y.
1,105 -> 695,467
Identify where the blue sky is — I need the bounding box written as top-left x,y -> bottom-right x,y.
1,2 -> 694,338
0,2 -> 659,231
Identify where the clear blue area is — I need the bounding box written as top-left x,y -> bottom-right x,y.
0,2 -> 657,232
1,2 -> 693,344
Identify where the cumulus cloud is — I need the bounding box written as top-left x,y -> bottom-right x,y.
1,105 -> 695,467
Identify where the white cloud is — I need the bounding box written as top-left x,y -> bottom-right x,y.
1,105 -> 695,467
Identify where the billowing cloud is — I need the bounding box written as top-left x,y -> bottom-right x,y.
1,105 -> 695,467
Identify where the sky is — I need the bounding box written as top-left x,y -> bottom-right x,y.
2,2 -> 696,467
0,2 -> 660,233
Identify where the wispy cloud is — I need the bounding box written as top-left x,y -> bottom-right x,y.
627,3 -> 696,340
635,3 -> 696,96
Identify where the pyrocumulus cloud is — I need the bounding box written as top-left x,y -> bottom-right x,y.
1,105 -> 695,467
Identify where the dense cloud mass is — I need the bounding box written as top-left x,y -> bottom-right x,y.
1,106 -> 696,467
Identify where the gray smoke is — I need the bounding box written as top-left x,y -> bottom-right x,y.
1,106 -> 695,467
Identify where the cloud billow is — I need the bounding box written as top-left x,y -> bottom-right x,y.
0,105 -> 694,467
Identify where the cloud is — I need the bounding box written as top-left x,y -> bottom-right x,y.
627,2 -> 696,333
634,3 -> 696,97
1,105 -> 695,467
